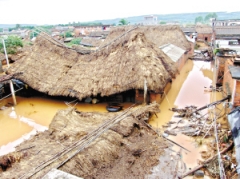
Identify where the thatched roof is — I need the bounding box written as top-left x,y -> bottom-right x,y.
89,31 -> 110,37
195,25 -> 213,34
7,32 -> 177,100
101,25 -> 191,51
0,103 -> 177,179
81,38 -> 104,47
0,53 -> 5,61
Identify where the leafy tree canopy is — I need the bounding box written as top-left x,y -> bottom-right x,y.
195,16 -> 203,24
160,21 -> 166,24
62,31 -> 73,38
0,36 -> 23,54
204,13 -> 217,22
119,19 -> 128,25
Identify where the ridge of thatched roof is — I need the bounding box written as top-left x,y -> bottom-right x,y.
101,25 -> 191,51
7,32 -> 177,100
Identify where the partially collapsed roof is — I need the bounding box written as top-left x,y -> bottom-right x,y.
7,32 -> 177,100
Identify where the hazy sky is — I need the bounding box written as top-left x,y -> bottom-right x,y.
0,0 -> 239,25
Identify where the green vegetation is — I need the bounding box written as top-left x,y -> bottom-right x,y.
159,21 -> 166,24
66,38 -> 82,47
195,16 -> 204,24
204,13 -> 217,22
30,29 -> 41,39
213,48 -> 220,55
119,19 -> 128,25
195,12 -> 218,24
194,44 -> 200,49
61,31 -> 73,38
0,36 -> 23,54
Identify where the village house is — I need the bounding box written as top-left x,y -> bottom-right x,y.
74,25 -> 110,37
215,49 -> 237,86
181,26 -> 197,40
222,56 -> 240,107
213,26 -> 240,53
195,25 -> 213,43
143,15 -> 158,25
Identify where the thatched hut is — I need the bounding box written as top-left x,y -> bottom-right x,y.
101,25 -> 192,52
7,31 -> 177,103
0,103 -> 178,179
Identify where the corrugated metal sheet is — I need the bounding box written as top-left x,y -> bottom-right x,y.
229,65 -> 240,79
159,44 -> 186,63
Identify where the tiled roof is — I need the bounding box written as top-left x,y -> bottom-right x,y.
215,26 -> 240,35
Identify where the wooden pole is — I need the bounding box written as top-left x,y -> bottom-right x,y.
144,79 -> 147,104
2,39 -> 17,105
180,142 -> 233,178
2,39 -> 9,67
9,80 -> 17,106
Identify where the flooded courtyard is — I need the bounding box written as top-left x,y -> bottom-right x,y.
0,59 -> 222,178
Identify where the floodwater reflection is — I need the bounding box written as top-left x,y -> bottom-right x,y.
149,60 -> 216,176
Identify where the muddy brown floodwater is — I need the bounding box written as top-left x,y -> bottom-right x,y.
0,60 -> 219,178
0,96 -> 133,155
149,60 -> 220,179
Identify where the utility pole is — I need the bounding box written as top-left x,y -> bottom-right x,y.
2,38 -> 17,105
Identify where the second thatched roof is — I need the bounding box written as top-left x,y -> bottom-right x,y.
101,25 -> 191,51
7,31 -> 177,100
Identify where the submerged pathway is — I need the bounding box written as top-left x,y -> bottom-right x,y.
149,59 -> 218,177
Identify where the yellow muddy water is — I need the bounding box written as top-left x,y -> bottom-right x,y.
0,96 -> 132,155
149,60 -> 220,178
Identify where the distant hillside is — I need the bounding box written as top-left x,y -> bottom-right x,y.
0,24 -> 36,29
92,11 -> 240,25
1,11 -> 239,28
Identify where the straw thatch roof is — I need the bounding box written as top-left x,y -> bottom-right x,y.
195,25 -> 213,34
101,25 -> 191,51
81,38 -> 104,47
0,53 -> 5,61
7,31 -> 177,100
89,31 -> 110,38
0,103 -> 176,179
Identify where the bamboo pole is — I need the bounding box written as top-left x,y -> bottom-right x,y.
2,39 -> 17,105
180,142 -> 233,178
144,79 -> 147,104
2,39 -> 9,67
9,80 -> 17,105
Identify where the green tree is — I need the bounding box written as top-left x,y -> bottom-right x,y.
119,19 -> 128,25
0,36 -> 23,54
195,16 -> 203,24
160,21 -> 166,24
63,31 -> 73,38
16,24 -> 21,29
204,13 -> 217,22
